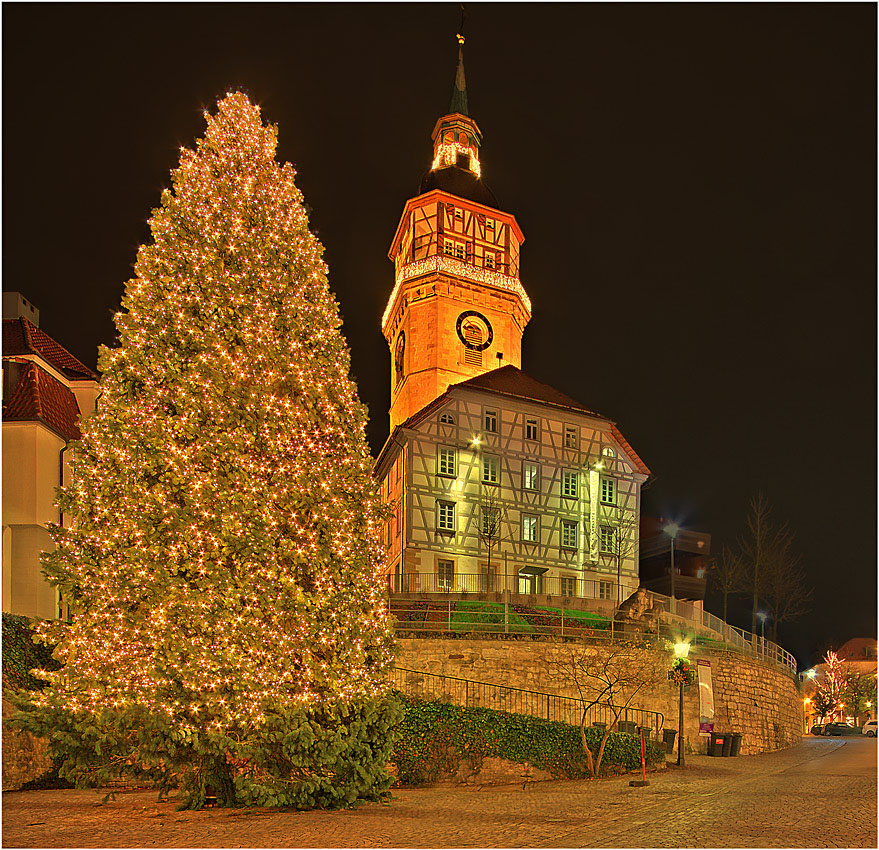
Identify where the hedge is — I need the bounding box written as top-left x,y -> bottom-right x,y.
2,613 -> 59,691
391,692 -> 665,785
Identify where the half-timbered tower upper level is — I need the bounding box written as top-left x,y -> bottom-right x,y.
383,37 -> 531,432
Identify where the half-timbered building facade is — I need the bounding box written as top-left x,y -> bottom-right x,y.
376,41 -> 650,607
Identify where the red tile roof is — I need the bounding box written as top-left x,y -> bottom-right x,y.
3,360 -> 84,440
836,638 -> 878,662
3,318 -> 97,380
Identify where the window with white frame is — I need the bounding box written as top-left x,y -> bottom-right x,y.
599,580 -> 613,600
437,558 -> 454,590
482,455 -> 499,484
522,514 -> 539,543
484,409 -> 498,432
437,446 -> 457,477
523,462 -> 539,491
562,470 -> 578,498
561,520 -> 578,549
560,575 -> 577,597
602,446 -> 615,458
600,477 -> 616,505
437,500 -> 455,532
600,525 -> 616,554
564,425 -> 577,449
525,417 -> 539,441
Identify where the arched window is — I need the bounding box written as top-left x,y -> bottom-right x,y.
394,332 -> 405,387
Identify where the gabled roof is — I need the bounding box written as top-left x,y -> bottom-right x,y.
376,365 -> 651,476
3,317 -> 97,380
3,360 -> 84,441
836,638 -> 878,662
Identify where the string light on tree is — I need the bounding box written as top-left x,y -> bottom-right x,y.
10,92 -> 398,810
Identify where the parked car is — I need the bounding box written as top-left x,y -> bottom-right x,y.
810,724 -> 825,736
823,721 -> 855,736
861,720 -> 877,737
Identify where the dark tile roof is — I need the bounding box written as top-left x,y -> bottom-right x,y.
380,365 -> 651,476
3,360 -> 84,441
451,365 -> 607,419
418,165 -> 499,209
836,638 -> 878,662
3,318 -> 97,380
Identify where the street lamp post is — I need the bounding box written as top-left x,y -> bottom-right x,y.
757,611 -> 767,656
663,523 -> 679,616
672,640 -> 691,768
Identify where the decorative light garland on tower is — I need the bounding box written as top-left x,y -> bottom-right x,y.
431,142 -> 482,178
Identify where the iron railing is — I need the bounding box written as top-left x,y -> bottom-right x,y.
386,573 -> 797,674
390,666 -> 665,737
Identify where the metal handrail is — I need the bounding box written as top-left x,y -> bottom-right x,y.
386,575 -> 798,674
390,666 -> 665,736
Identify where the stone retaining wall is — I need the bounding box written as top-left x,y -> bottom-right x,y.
396,637 -> 803,756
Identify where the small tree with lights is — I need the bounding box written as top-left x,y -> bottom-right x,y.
8,92 -> 398,810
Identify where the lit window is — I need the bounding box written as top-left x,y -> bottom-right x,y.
602,447 -> 615,458
562,470 -> 578,498
523,462 -> 539,491
484,410 -> 498,432
525,418 -> 539,441
482,455 -> 499,484
522,514 -> 539,543
561,575 -> 577,597
440,412 -> 455,425
564,426 -> 577,449
443,239 -> 466,260
437,501 -> 455,532
438,446 -> 457,477
600,526 -> 616,554
600,477 -> 616,505
561,520 -> 578,549
599,580 -> 613,601
484,252 -> 496,269
437,559 -> 454,590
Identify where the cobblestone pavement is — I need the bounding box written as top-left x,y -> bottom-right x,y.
3,737 -> 876,848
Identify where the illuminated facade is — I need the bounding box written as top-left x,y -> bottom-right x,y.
2,294 -> 99,619
376,42 -> 650,607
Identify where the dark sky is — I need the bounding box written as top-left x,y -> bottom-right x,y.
4,4 -> 875,667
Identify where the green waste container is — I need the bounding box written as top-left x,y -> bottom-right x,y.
662,728 -> 677,754
637,726 -> 653,741
730,733 -> 743,756
721,733 -> 733,757
618,720 -> 637,735
592,722 -> 607,731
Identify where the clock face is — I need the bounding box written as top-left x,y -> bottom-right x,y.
456,310 -> 494,351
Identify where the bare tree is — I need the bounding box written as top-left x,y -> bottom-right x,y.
738,493 -> 787,635
478,485 -> 505,592
708,545 -> 746,624
760,529 -> 812,641
597,502 -> 639,609
550,640 -> 666,777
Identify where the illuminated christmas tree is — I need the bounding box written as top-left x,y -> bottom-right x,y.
11,92 -> 398,809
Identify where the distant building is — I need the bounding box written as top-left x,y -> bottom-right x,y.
2,294 -> 99,619
639,515 -> 711,605
375,44 -> 649,608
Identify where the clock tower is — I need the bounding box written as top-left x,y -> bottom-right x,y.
383,35 -> 531,431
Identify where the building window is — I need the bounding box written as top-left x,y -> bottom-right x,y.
561,520 -> 578,549
437,501 -> 455,532
462,321 -> 483,366
484,252 -> 496,270
482,507 -> 500,536
600,477 -> 616,505
437,446 -> 457,477
562,470 -> 578,498
437,559 -> 454,590
600,525 -> 616,554
443,238 -> 466,260
483,455 -> 499,484
602,446 -> 615,458
484,409 -> 498,432
564,425 -> 577,449
525,417 -> 539,441
522,514 -> 539,543
439,412 -> 455,425
599,580 -> 613,601
523,462 -> 539,491
561,575 -> 577,597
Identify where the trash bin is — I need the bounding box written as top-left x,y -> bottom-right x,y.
637,726 -> 653,742
662,728 -> 677,754
721,733 -> 733,757
592,722 -> 607,731
708,732 -> 726,756
618,720 -> 637,735
729,733 -> 743,756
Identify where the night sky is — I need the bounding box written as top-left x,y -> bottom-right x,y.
4,4 -> 875,667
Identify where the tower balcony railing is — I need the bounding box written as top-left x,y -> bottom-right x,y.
386,573 -> 797,674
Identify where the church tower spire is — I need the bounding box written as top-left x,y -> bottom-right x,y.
383,31 -> 531,432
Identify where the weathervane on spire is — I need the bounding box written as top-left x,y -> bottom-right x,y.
450,4 -> 469,115
457,4 -> 466,44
